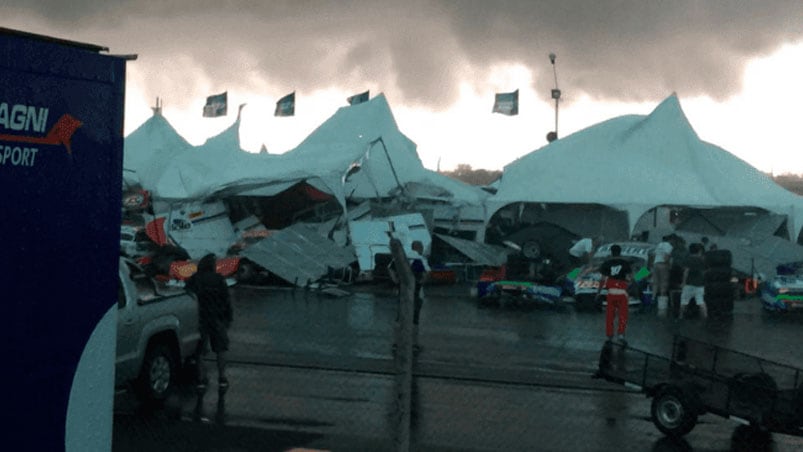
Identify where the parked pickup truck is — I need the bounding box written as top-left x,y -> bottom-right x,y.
116,257 -> 200,404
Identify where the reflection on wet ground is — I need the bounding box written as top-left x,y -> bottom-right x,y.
114,282 -> 803,451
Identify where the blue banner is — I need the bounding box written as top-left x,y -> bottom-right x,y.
493,89 -> 519,116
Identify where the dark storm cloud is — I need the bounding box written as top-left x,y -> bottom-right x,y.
9,0 -> 803,108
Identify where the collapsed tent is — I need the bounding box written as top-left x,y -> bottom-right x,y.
487,94 -> 803,241
122,94 -> 494,276
124,94 -> 487,213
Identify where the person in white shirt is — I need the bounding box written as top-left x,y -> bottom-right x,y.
652,235 -> 674,316
409,241 -> 429,352
569,236 -> 602,268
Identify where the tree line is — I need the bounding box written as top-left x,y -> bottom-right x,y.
771,174 -> 803,196
439,164 -> 502,186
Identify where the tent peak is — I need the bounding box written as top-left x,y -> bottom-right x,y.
626,92 -> 699,141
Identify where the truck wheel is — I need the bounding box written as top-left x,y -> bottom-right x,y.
651,385 -> 698,437
236,259 -> 256,283
137,342 -> 178,405
795,384 -> 803,423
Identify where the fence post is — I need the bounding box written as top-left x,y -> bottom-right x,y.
390,238 -> 415,452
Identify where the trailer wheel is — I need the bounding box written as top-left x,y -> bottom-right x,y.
731,424 -> 773,452
732,372 -> 778,422
651,385 -> 698,437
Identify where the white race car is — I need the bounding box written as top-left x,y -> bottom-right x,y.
570,242 -> 654,308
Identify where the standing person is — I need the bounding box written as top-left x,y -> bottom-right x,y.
598,244 -> 633,343
186,253 -> 233,393
652,235 -> 673,316
679,243 -> 708,319
409,240 -> 430,351
569,235 -> 602,269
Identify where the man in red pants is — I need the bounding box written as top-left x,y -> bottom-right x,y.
598,244 -> 633,344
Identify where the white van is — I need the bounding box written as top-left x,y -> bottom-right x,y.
349,213 -> 431,279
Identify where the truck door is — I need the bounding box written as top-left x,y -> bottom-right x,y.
115,264 -> 147,383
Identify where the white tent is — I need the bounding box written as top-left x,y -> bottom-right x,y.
123,112 -> 193,191
487,94 -> 803,240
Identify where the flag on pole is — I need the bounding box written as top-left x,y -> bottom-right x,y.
347,90 -> 369,105
202,91 -> 227,117
492,89 -> 518,115
275,91 -> 295,116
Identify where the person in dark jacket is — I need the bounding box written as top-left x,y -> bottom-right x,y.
186,253 -> 233,389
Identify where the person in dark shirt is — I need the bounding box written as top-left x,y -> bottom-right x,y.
680,243 -> 707,319
186,253 -> 233,390
598,244 -> 633,343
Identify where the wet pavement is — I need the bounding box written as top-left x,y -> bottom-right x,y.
113,281 -> 803,451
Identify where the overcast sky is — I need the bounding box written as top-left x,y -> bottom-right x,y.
7,1 -> 803,173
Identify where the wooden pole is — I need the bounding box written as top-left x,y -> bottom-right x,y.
390,238 -> 415,452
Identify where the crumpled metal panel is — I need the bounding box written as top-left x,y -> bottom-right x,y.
675,231 -> 803,278
435,233 -> 510,266
242,223 -> 356,287
679,211 -> 788,239
725,214 -> 787,240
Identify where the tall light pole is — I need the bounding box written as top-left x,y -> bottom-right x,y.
548,52 -> 561,142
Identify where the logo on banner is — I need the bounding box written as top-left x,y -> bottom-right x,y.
0,102 -> 83,168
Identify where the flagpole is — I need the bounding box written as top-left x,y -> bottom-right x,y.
549,52 -> 561,140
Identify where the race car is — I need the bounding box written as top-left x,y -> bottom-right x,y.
760,262 -> 803,312
475,242 -> 570,307
569,242 -> 654,309
479,279 -> 567,306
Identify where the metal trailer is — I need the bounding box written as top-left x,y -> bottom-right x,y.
2,27 -> 131,450
595,336 -> 803,437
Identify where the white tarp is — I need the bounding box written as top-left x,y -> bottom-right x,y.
487,94 -> 803,239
